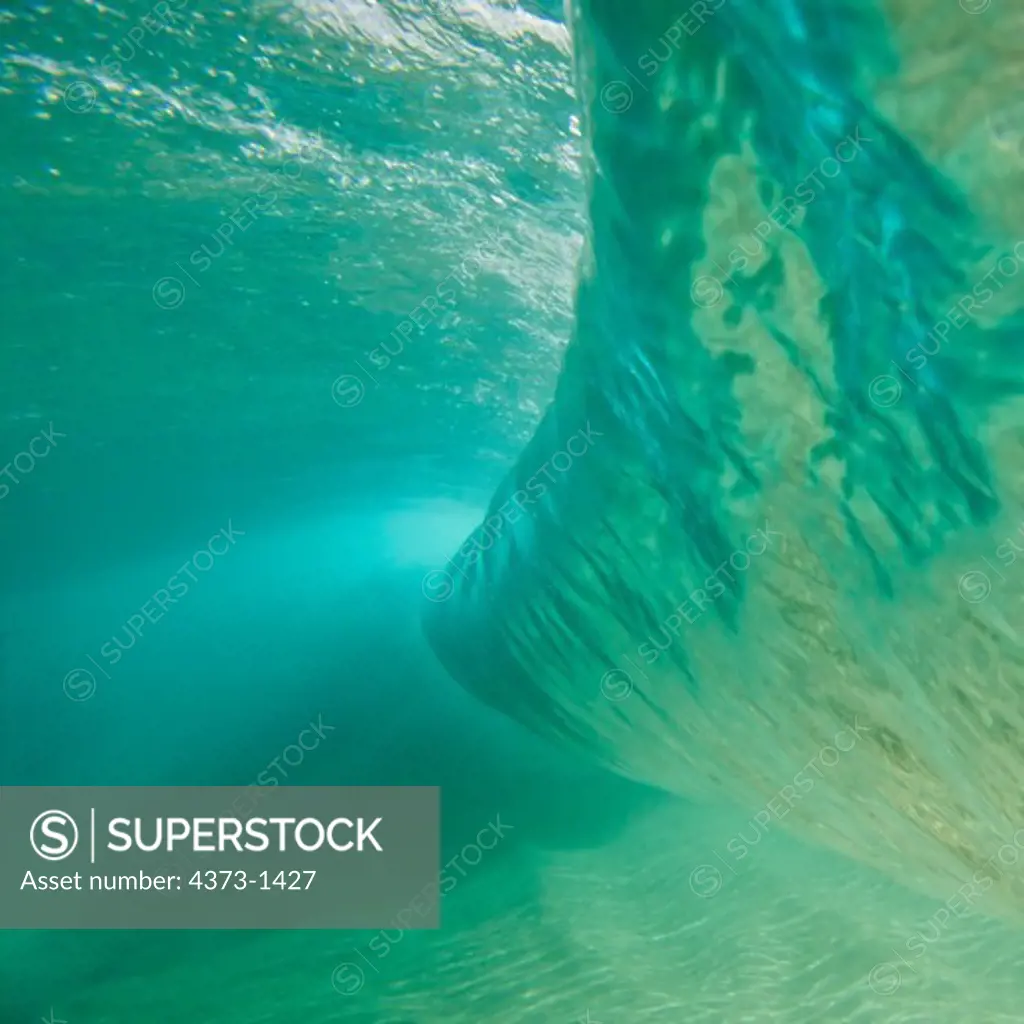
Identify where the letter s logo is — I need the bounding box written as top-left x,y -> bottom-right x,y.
31,811 -> 79,861
100,641 -> 122,666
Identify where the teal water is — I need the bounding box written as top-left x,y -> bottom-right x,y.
5,0 -> 1024,1022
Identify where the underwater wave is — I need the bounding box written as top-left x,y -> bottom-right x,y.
425,0 -> 1024,916
8,0 -> 1024,1022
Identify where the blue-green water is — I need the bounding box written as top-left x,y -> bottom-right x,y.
6,0 -> 1024,1021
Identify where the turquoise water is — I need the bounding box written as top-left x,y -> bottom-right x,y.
6,0 -> 1024,1021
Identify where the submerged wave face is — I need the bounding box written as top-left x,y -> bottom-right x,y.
425,0 -> 1024,914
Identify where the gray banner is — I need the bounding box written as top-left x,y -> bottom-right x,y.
0,786 -> 439,929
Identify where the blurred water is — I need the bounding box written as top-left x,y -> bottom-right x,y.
0,3 -> 629,1018
0,0 -> 580,583
6,1 -> 1024,1023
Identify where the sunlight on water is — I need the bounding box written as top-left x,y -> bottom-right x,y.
4,0 -> 1024,1021
381,501 -> 488,568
